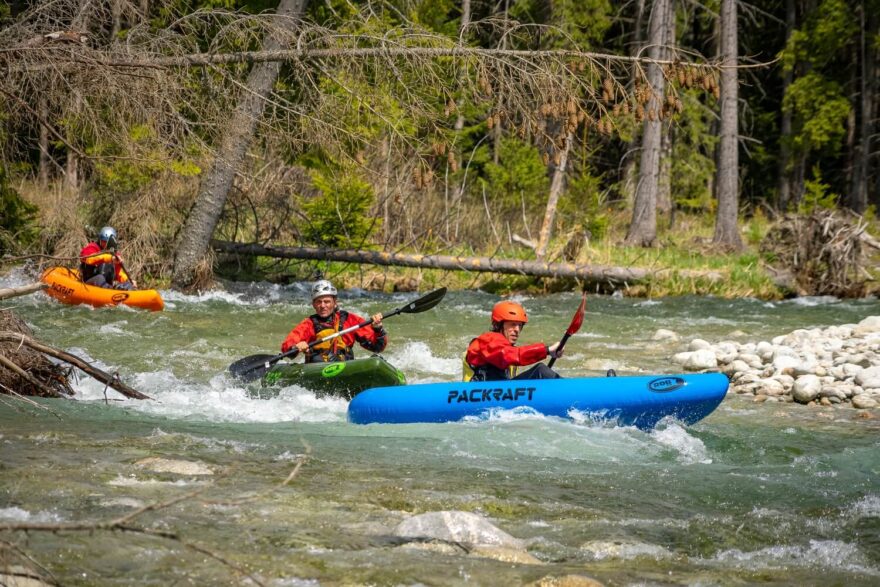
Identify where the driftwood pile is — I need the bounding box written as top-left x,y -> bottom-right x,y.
0,309 -> 74,398
0,282 -> 149,401
761,210 -> 876,297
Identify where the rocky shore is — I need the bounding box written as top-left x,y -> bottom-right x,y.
664,315 -> 880,409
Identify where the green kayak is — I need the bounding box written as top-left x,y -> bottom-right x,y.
261,355 -> 406,400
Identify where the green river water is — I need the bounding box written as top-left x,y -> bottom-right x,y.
1,268 -> 879,586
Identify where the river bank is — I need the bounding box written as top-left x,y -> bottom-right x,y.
667,315 -> 880,412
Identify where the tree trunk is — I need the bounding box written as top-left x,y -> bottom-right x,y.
712,0 -> 743,249
777,0 -> 796,211
620,0 -> 646,206
656,0 -> 676,225
848,3 -> 875,213
625,0 -> 670,246
171,0 -> 307,291
536,132 -> 572,260
212,240 -> 725,290
38,97 -> 50,185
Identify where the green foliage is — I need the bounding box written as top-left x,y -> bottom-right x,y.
301,171 -> 378,248
670,92 -> 717,211
479,138 -> 549,209
782,0 -> 856,70
783,72 -> 850,154
510,0 -> 613,49
561,165 -> 608,240
799,166 -> 838,212
0,166 -> 38,253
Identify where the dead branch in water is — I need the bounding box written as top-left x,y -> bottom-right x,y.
0,330 -> 149,400
0,283 -> 47,301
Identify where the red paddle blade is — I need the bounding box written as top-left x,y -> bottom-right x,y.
566,293 -> 587,335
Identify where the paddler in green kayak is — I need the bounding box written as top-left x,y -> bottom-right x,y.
281,280 -> 387,363
463,300 -> 563,382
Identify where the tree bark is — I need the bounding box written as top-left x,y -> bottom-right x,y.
712,0 -> 743,249
536,132 -> 573,260
0,283 -> 47,301
620,0 -> 647,207
212,240 -> 724,289
38,97 -> 50,185
848,3 -> 875,213
625,0 -> 670,246
170,0 -> 307,291
777,0 -> 796,211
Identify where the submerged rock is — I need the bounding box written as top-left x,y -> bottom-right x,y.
134,457 -> 214,476
393,510 -> 524,549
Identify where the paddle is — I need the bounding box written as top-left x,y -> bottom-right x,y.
228,286 -> 448,382
547,291 -> 587,368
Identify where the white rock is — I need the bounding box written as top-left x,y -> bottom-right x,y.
738,353 -> 764,369
772,355 -> 801,371
855,366 -> 880,389
853,316 -> 880,336
135,457 -> 213,476
689,338 -> 712,351
394,511 -> 524,549
683,349 -> 718,370
758,378 -> 786,396
756,341 -> 775,361
792,375 -> 822,404
852,394 -> 878,409
652,328 -> 679,341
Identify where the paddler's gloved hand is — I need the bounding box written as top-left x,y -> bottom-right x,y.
547,342 -> 564,359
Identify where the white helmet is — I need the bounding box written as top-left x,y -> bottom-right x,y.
311,279 -> 337,300
98,226 -> 117,249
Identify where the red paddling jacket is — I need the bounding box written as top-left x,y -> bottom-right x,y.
79,242 -> 131,285
464,331 -> 549,381
281,309 -> 387,363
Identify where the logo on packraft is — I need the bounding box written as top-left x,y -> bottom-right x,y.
648,377 -> 686,393
322,363 -> 346,378
111,293 -> 130,303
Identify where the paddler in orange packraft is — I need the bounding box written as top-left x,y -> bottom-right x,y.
281,280 -> 387,362
79,226 -> 135,290
464,300 -> 563,382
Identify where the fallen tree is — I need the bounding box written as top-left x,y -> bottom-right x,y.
212,240 -> 724,289
0,284 -> 149,400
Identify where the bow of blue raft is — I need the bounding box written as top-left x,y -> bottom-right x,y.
261,356 -> 729,428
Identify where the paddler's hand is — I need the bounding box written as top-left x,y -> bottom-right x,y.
548,342 -> 564,359
295,341 -> 309,353
371,313 -> 384,330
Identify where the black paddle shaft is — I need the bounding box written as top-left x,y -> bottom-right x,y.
228,287 -> 447,381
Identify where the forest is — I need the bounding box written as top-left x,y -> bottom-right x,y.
1,0 -> 878,298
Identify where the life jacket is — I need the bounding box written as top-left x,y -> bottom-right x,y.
306,310 -> 353,363
462,337 -> 517,382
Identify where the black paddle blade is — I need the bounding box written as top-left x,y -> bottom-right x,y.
228,353 -> 276,381
392,287 -> 447,316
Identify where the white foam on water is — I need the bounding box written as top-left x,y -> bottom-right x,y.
846,494 -> 880,518
98,321 -> 128,335
70,367 -> 348,424
386,341 -> 460,379
786,295 -> 840,307
713,539 -> 877,575
650,423 -> 712,464
0,506 -> 64,523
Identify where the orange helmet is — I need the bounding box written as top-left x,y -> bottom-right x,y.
491,301 -> 528,324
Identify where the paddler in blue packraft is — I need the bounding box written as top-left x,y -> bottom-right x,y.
281,279 -> 387,363
463,300 -> 563,381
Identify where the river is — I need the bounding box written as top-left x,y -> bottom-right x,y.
1,267 -> 879,586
